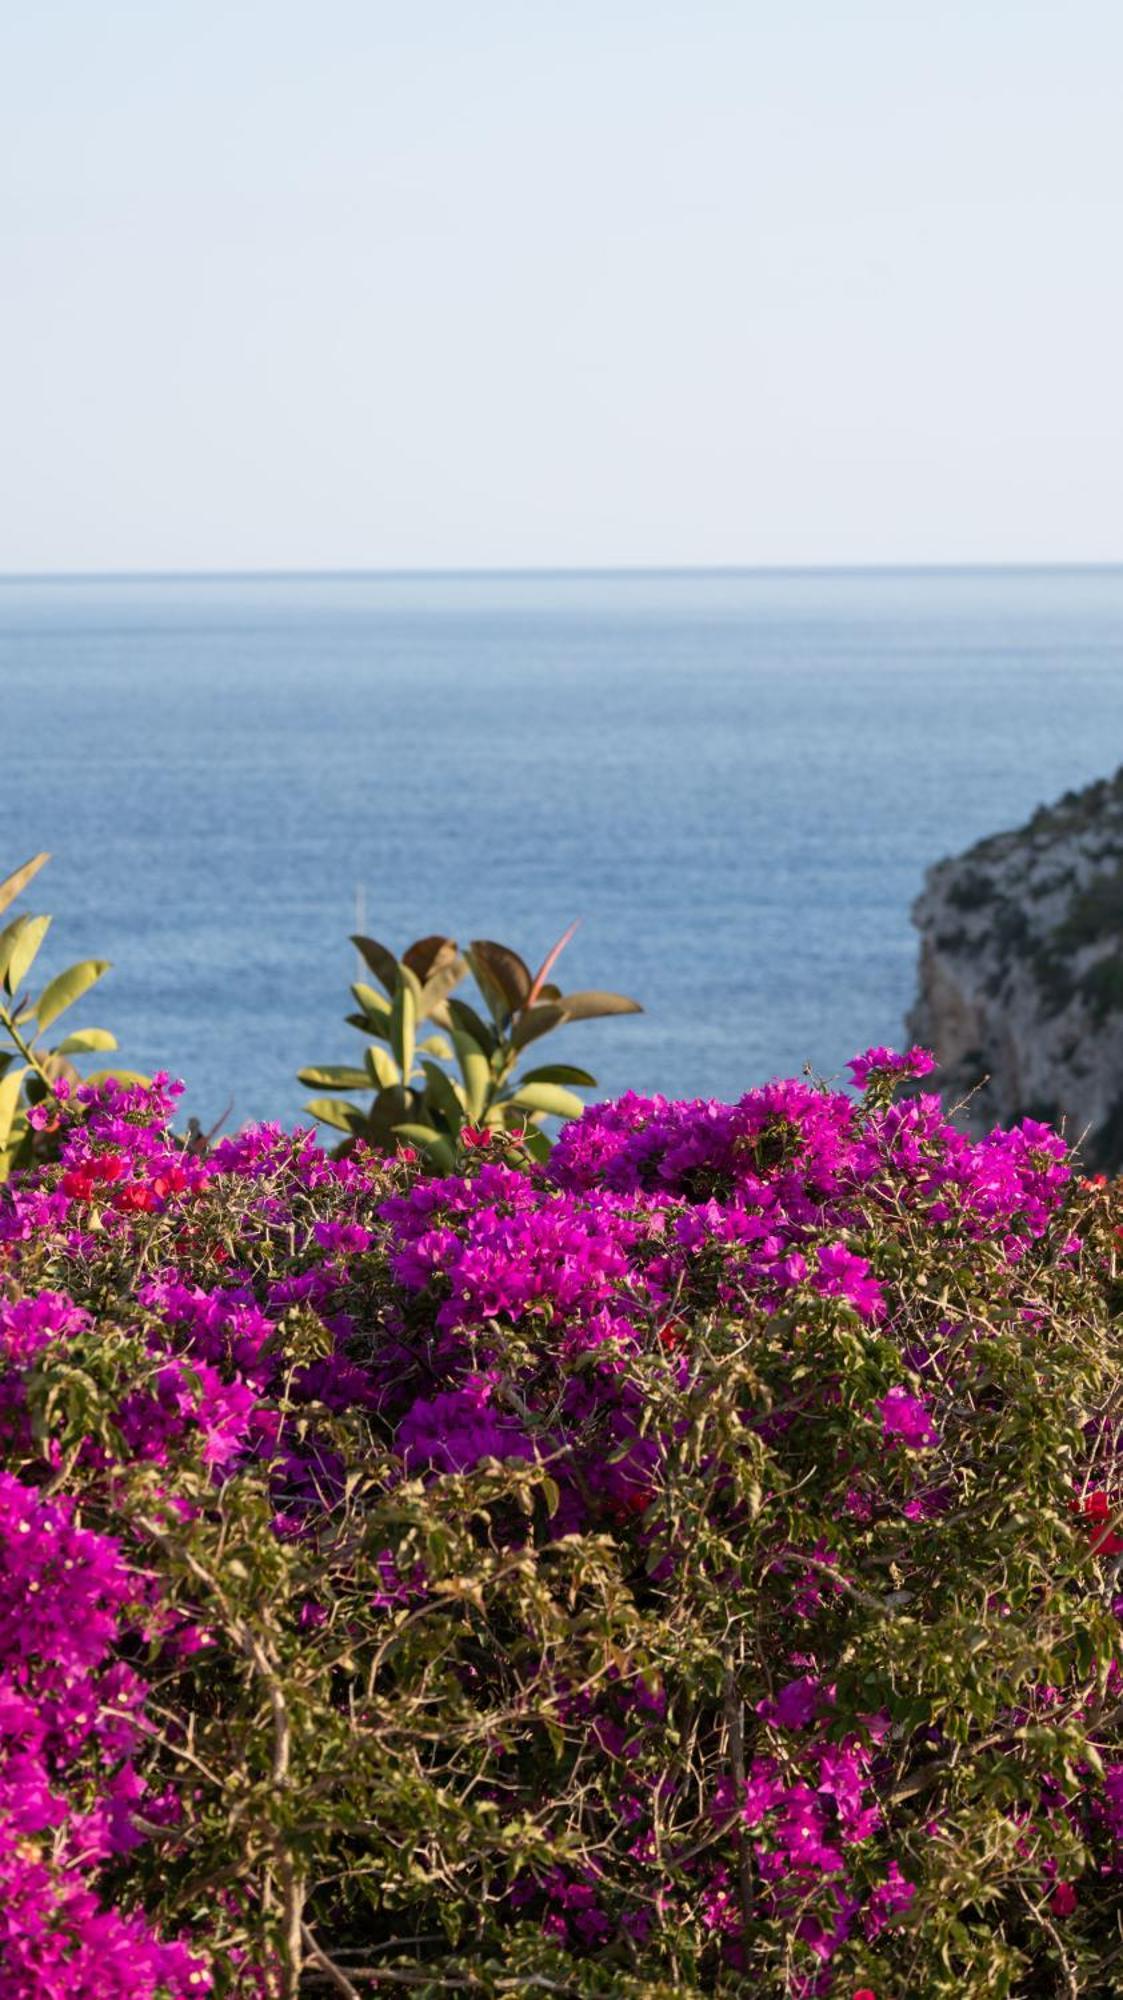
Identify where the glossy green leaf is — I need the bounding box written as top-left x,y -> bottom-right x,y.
305,1096 -> 365,1134
416,1032 -> 453,1061
558,989 -> 643,1021
53,1027 -> 118,1055
451,1029 -> 491,1120
4,915 -> 51,998
365,1044 -> 401,1089
35,958 -> 111,1033
521,1127 -> 554,1163
390,1119 -> 443,1145
510,1002 -> 567,1051
0,853 -> 49,919
346,1010 -> 386,1035
418,953 -> 467,1020
518,1063 -> 597,1088
0,1065 -> 28,1148
297,1065 -> 371,1091
351,935 -> 399,993
0,917 -> 33,990
446,997 -> 498,1056
420,1059 -> 465,1132
505,1082 -> 586,1119
351,981 -> 392,1021
390,970 -> 418,1080
466,940 -> 532,1022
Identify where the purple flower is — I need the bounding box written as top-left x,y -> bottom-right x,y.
865,1859 -> 916,1936
396,1389 -> 536,1475
814,1243 -> 884,1318
757,1675 -> 824,1730
877,1386 -> 939,1449
848,1045 -> 936,1092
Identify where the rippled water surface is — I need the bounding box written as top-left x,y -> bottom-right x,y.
3,567 -> 1122,1125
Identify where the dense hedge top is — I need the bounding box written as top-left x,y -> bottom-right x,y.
2,1054 -> 1123,1996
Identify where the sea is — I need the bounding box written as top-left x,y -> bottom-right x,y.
3,567 -> 1122,1131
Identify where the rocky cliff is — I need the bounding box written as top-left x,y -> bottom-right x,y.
908,768 -> 1123,1167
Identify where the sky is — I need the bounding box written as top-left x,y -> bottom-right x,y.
3,2 -> 1123,572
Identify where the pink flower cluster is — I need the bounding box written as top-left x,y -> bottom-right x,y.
0,1466 -> 207,1997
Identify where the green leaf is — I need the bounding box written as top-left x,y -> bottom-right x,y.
558,990 -> 643,1021
505,1082 -> 586,1119
0,1065 -> 28,1148
419,1059 -> 466,1133
297,1065 -> 372,1091
452,1029 -> 491,1120
53,1027 -> 118,1055
392,1123 -> 457,1174
521,1128 -> 553,1163
351,981 -> 393,1022
467,941 -> 533,1022
0,918 -> 30,991
510,1003 -> 567,1051
35,958 -> 111,1033
446,997 -> 498,1056
304,1096 -> 365,1134
416,1032 -> 453,1061
4,915 -> 51,998
391,1119 -> 443,1145
0,853 -> 49,919
351,935 -> 399,993
85,1068 -> 149,1087
365,1044 -> 401,1089
418,954 -> 467,1021
518,1063 -> 597,1088
390,968 -> 418,1080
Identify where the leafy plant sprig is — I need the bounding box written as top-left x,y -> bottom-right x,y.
300,922 -> 641,1168
0,852 -> 133,1179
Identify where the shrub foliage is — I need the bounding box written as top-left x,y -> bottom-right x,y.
0,853 -> 129,1180
2,1050 -> 1123,1994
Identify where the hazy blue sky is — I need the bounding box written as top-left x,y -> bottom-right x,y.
4,3 -> 1122,570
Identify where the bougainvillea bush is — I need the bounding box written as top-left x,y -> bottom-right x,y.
4,1052 -> 1123,1996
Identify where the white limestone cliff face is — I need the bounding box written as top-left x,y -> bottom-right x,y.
907,769 -> 1123,1166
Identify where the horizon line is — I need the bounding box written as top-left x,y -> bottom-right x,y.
3,559 -> 1123,584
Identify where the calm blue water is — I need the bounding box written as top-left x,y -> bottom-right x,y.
2,568 -> 1122,1129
